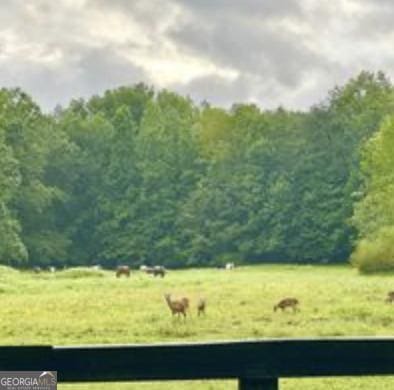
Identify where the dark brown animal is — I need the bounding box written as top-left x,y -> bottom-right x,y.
274,298 -> 299,312
386,291 -> 394,303
197,298 -> 206,316
116,266 -> 130,278
164,294 -> 189,317
144,266 -> 166,278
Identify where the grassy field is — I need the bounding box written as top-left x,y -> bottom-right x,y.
0,264 -> 394,389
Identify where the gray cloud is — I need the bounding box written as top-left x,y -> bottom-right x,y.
0,0 -> 393,111
0,47 -> 147,108
171,74 -> 255,107
173,0 -> 303,19
0,0 -> 152,109
89,0 -> 174,28
351,0 -> 394,37
166,0 -> 394,108
169,20 -> 328,88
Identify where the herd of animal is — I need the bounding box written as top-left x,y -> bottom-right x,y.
30,265 -> 394,319
162,294 -> 301,318
115,265 -> 166,278
164,293 -> 206,318
115,263 -> 236,278
161,289 -> 394,319
115,265 -> 207,318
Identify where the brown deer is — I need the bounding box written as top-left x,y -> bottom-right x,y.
142,266 -> 166,278
274,298 -> 299,312
197,298 -> 206,316
116,266 -> 130,278
164,294 -> 189,318
385,291 -> 394,303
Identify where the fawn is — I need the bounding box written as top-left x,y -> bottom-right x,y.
197,298 -> 206,316
385,291 -> 394,303
274,298 -> 299,312
164,294 -> 189,318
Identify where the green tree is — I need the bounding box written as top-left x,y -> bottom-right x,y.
0,88 -> 64,265
125,91 -> 202,266
0,123 -> 25,263
351,115 -> 394,272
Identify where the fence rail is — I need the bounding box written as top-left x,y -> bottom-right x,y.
1,338 -> 394,389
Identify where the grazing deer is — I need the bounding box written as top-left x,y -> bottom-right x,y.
197,298 -> 206,316
164,294 -> 189,318
116,265 -> 130,278
142,266 -> 166,278
274,298 -> 299,312
386,291 -> 394,303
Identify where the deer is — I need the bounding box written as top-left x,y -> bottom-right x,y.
164,294 -> 189,318
385,291 -> 394,303
274,298 -> 299,312
197,298 -> 206,316
142,266 -> 166,278
116,265 -> 130,278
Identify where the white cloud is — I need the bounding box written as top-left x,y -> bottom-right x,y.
0,0 -> 393,110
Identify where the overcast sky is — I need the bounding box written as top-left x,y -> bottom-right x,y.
1,0 -> 393,110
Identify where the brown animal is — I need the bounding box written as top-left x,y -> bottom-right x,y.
197,298 -> 206,316
164,294 -> 189,318
116,265 -> 130,278
144,266 -> 166,278
274,298 -> 299,312
386,291 -> 394,303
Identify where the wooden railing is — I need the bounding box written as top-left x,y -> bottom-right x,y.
1,338 -> 394,389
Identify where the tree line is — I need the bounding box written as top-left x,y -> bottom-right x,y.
0,71 -> 393,271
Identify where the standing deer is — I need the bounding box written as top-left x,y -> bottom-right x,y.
386,291 -> 394,303
274,298 -> 299,312
197,298 -> 206,316
116,266 -> 130,278
141,266 -> 166,277
164,294 -> 189,318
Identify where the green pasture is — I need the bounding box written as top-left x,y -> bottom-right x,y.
0,264 -> 394,389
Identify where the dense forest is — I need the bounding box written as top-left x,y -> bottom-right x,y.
0,71 -> 393,271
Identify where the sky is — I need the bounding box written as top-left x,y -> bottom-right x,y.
0,0 -> 393,111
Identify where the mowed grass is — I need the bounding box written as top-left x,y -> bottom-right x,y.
0,264 -> 394,389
